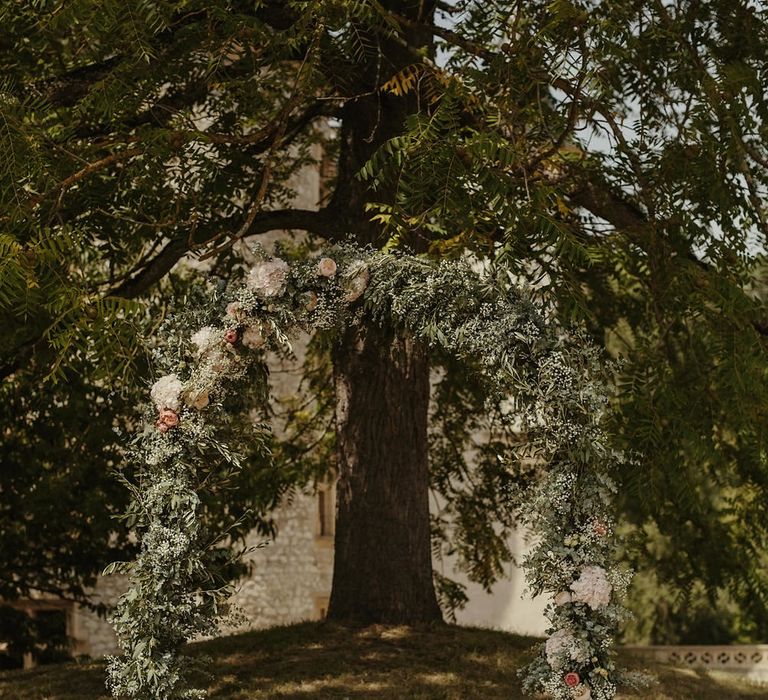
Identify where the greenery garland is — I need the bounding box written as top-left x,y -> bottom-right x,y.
106,248 -> 630,700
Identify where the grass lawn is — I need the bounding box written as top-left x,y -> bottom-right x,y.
0,622 -> 765,699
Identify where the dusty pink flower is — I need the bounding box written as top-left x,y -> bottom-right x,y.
224,328 -> 239,344
241,325 -> 265,350
226,302 -> 245,321
185,388 -> 210,410
304,290 -> 319,312
564,672 -> 580,688
158,409 -> 179,427
317,257 -> 337,277
156,421 -> 170,434
592,521 -> 608,537
554,591 -> 573,606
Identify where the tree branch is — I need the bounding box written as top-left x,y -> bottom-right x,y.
567,171 -> 768,338
111,208 -> 344,298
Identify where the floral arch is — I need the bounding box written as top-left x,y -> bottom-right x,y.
105,248 -> 630,700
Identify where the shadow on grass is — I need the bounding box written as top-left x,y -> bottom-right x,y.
0,660 -> 109,700
0,623 -> 765,699
192,622 -> 532,699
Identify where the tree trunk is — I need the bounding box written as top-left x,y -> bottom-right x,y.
322,0 -> 442,625
327,320 -> 443,624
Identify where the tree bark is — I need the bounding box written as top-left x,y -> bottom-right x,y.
327,320 -> 443,624
321,0 -> 442,625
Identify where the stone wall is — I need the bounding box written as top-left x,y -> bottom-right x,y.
228,490 -> 334,632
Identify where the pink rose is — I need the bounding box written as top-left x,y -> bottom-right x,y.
564,672 -> 580,688
158,409 -> 179,427
554,591 -> 573,606
156,421 -> 170,434
317,257 -> 337,277
224,328 -> 239,344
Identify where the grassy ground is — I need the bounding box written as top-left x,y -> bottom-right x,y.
0,622 -> 765,699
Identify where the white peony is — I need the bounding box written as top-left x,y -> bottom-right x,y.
150,374 -> 183,412
241,324 -> 266,350
246,258 -> 289,297
343,261 -> 370,302
317,257 -> 337,277
545,629 -> 574,668
190,326 -> 218,356
570,565 -> 612,610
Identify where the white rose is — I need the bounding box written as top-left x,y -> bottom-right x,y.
150,374 -> 183,412
570,565 -> 612,610
246,258 -> 289,297
317,257 -> 337,277
225,302 -> 246,321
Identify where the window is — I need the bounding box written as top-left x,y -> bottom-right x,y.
0,600 -> 73,669
317,482 -> 335,539
314,596 -> 330,620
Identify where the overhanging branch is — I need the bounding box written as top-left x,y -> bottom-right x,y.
111,207 -> 344,298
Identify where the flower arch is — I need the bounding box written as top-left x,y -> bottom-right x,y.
105,248 -> 630,700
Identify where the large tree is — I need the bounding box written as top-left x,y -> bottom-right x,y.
1,0 -> 767,628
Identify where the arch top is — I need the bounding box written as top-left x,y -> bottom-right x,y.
107,247 -> 630,700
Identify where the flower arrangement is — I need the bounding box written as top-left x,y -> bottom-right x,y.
105,247 -> 631,700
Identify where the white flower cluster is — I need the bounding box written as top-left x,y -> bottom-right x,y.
570,565 -> 613,610
190,326 -> 219,355
545,628 -> 590,668
246,258 -> 289,297
150,374 -> 183,411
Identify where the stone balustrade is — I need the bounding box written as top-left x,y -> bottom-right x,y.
624,645 -> 768,685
